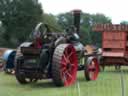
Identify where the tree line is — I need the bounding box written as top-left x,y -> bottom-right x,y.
0,0 -> 114,48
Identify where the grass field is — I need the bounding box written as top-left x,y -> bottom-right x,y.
0,67 -> 128,96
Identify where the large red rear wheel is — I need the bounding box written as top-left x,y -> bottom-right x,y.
85,57 -> 99,81
52,44 -> 78,86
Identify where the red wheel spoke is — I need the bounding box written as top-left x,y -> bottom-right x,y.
89,66 -> 95,70
91,61 -> 95,67
67,56 -> 73,65
65,71 -> 73,79
61,61 -> 67,66
63,72 -> 68,84
65,48 -> 69,57
88,61 -> 96,72
88,65 -> 95,71
68,59 -> 72,64
53,44 -> 77,86
67,52 -> 74,59
89,59 -> 99,80
61,67 -> 66,72
71,64 -> 75,67
63,54 -> 69,63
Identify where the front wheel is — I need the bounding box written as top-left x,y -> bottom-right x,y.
85,57 -> 99,81
15,42 -> 34,84
15,56 -> 31,84
52,44 -> 78,86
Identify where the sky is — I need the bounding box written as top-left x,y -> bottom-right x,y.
39,0 -> 128,24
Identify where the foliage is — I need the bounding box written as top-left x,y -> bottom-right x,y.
57,12 -> 73,30
0,0 -> 43,47
57,12 -> 111,47
0,0 -> 112,48
120,21 -> 128,25
0,22 -> 6,46
43,13 -> 62,32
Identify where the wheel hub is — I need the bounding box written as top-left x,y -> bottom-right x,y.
66,63 -> 71,70
88,59 -> 99,80
88,64 -> 96,71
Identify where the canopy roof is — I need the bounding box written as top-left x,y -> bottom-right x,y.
93,24 -> 128,32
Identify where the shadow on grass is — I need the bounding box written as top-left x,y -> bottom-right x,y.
29,81 -> 56,89
1,79 -> 58,89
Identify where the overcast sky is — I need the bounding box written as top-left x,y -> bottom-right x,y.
39,0 -> 128,24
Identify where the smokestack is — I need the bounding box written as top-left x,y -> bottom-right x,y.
72,9 -> 81,33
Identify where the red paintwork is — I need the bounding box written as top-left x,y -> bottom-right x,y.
102,31 -> 126,57
93,24 -> 128,32
35,38 -> 42,48
60,45 -> 78,86
93,24 -> 128,66
102,52 -> 124,57
87,58 -> 99,80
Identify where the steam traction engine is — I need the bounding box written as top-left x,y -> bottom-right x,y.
15,10 -> 99,86
93,24 -> 128,70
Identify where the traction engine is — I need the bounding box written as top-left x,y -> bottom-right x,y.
15,10 -> 100,86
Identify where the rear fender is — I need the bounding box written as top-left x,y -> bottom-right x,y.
54,37 -> 66,47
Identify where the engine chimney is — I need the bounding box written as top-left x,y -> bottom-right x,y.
72,9 -> 81,33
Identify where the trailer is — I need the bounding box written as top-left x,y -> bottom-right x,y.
93,24 -> 128,70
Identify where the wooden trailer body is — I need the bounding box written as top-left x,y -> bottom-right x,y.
93,24 -> 128,67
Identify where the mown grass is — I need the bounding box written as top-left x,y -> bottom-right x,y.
0,67 -> 128,96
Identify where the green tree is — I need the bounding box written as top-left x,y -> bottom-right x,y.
0,22 -> 6,46
57,12 -> 73,30
43,13 -> 62,32
0,0 -> 43,47
120,21 -> 128,25
90,13 -> 111,47
57,12 -> 111,47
